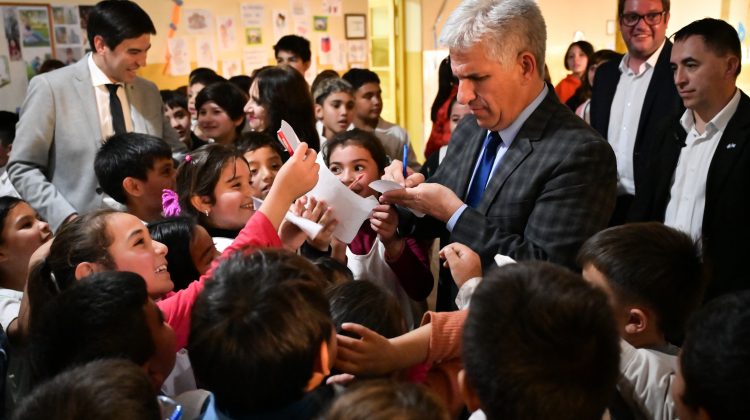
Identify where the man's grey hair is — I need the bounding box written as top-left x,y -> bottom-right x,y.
440,0 -> 547,77
313,77 -> 354,105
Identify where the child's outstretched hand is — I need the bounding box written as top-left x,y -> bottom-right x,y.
274,142 -> 319,201
334,323 -> 400,377
439,242 -> 482,288
370,204 -> 403,260
303,197 -> 337,251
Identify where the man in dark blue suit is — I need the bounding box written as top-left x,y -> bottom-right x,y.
382,0 -> 617,310
590,0 -> 682,224
630,18 -> 750,301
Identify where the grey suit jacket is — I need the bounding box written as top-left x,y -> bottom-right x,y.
411,90 -> 617,272
8,56 -> 185,231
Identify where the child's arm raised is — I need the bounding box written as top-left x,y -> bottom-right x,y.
258,143 -> 319,230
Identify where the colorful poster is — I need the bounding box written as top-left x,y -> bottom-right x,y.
184,9 -> 212,34
196,38 -> 217,70
313,16 -> 328,32
52,6 -> 83,64
222,59 -> 242,78
321,0 -> 342,16
216,16 -> 238,51
243,48 -> 268,74
168,37 -> 190,76
240,4 -> 264,27
3,7 -> 22,62
318,36 -> 331,65
18,7 -> 51,48
272,10 -> 289,41
245,27 -> 262,46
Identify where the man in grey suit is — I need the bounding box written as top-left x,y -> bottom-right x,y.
8,0 -> 185,232
383,0 -> 617,310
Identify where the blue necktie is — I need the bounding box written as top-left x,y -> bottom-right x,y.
466,131 -> 502,208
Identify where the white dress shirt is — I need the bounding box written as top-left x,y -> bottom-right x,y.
87,54 -> 134,140
664,89 -> 741,241
607,41 -> 665,195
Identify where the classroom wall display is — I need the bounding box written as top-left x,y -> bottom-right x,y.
2,4 -> 55,79
51,5 -> 82,64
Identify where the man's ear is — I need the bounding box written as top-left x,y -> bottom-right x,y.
305,339 -> 330,392
518,51 -> 538,81
458,369 -> 483,412
74,262 -> 98,280
92,34 -> 107,54
624,307 -> 648,335
726,55 -> 740,79
122,177 -> 144,198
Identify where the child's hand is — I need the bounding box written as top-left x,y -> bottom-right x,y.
335,323 -> 400,376
440,242 -> 482,288
370,204 -> 403,259
304,198 -> 337,251
331,238 -> 347,264
274,142 -> 319,202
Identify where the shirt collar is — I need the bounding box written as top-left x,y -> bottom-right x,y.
619,38 -> 666,75
492,83 -> 548,146
680,88 -> 741,136
87,52 -> 120,87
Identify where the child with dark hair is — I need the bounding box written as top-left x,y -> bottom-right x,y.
323,380 -> 450,420
188,250 -> 334,419
228,75 -> 252,94
341,68 -> 419,170
94,132 -> 175,222
245,65 -> 320,151
160,90 -> 192,148
273,35 -> 312,76
14,359 -> 161,420
323,129 -> 433,328
327,280 -> 406,341
577,222 -> 706,420
187,70 -> 225,121
30,271 -> 176,391
462,262 -> 620,420
314,256 -> 353,286
235,132 -> 285,200
674,291 -> 750,420
147,217 -> 218,292
0,111 -> 19,198
313,77 -> 354,145
0,197 -> 51,338
195,82 -> 247,145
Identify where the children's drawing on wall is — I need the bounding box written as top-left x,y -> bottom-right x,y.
196,38 -> 217,70
217,16 -> 237,51
3,7 -> 22,62
0,55 -> 10,88
245,27 -> 262,46
222,59 -> 241,78
185,9 -> 212,34
240,4 -> 263,27
293,16 -> 311,37
18,7 -> 51,48
290,0 -> 309,17
319,36 -> 331,65
168,37 -> 190,76
313,16 -> 328,32
272,10 -> 289,40
322,0 -> 342,16
55,46 -> 83,65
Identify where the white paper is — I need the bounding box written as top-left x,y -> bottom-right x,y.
168,37 -> 190,76
216,16 -> 238,51
347,40 -> 367,63
322,0 -> 342,16
293,16 -> 311,38
277,120 -> 301,153
331,39 -> 347,71
240,4 -> 264,27
183,9 -> 213,33
222,59 -> 242,78
272,10 -> 290,40
242,48 -> 269,74
290,0 -> 310,17
309,153 -> 379,243
253,198 -> 324,239
196,38 -> 217,70
368,180 -> 426,217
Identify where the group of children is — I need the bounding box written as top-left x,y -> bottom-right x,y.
0,40 -> 748,420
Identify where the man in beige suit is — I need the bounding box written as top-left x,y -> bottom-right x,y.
8,0 -> 185,231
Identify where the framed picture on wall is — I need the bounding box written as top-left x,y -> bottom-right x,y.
344,14 -> 366,40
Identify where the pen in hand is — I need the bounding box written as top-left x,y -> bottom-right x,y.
402,144 -> 408,178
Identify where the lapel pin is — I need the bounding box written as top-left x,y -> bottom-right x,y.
727,143 -> 737,149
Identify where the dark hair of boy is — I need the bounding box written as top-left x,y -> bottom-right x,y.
86,0 -> 156,50
228,75 -> 252,94
311,69 -> 340,98
0,110 -> 18,147
30,271 -> 155,386
323,379 -> 450,420
678,291 -> 750,420
327,280 -> 405,340
160,89 -> 188,111
577,222 -> 705,344
323,128 -> 388,173
463,262 -> 620,420
273,35 -> 312,62
673,18 -> 742,76
147,217 -> 200,291
188,250 -> 332,417
195,81 -> 248,131
94,132 -> 172,205
14,359 -> 160,420
175,144 -> 245,221
234,131 -> 285,160
313,256 -> 353,285
253,65 -> 320,151
342,68 -> 381,92
188,67 -> 224,87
